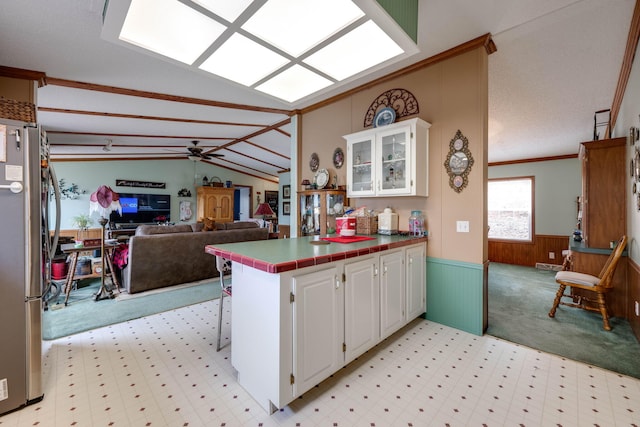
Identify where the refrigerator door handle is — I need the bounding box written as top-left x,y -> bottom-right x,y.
0,182 -> 23,193
48,165 -> 61,260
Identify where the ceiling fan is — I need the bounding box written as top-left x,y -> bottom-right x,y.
182,141 -> 224,161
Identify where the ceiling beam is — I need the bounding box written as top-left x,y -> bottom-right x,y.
0,65 -> 47,87
46,77 -> 293,115
38,107 -> 266,127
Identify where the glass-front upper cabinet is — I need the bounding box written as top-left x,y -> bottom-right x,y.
346,137 -> 375,197
344,117 -> 430,198
299,189 -> 347,236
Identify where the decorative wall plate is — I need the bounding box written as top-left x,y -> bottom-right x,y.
374,107 -> 396,127
309,152 -> 319,172
316,168 -> 329,189
333,147 -> 344,168
444,129 -> 474,193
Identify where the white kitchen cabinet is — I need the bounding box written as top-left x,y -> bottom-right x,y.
344,117 -> 430,198
224,239 -> 426,413
405,244 -> 426,320
344,255 -> 379,364
292,265 -> 343,397
380,250 -> 405,339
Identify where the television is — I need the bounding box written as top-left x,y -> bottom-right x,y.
110,192 -> 171,227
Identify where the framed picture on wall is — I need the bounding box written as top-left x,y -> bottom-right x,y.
283,201 -> 290,215
283,185 -> 290,199
265,190 -> 278,216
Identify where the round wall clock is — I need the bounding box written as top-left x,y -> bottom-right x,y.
309,152 -> 319,172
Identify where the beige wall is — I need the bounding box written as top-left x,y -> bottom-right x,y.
300,47 -> 489,264
0,76 -> 36,103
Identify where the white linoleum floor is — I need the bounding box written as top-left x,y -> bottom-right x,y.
1,299 -> 639,427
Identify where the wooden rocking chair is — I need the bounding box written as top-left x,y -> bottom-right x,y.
548,235 -> 627,330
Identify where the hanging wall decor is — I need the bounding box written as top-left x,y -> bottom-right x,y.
363,88 -> 419,128
444,130 -> 474,193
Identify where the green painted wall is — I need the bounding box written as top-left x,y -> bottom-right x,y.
376,0 -> 418,43
426,257 -> 486,335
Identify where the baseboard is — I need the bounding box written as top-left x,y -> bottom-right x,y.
535,262 -> 562,271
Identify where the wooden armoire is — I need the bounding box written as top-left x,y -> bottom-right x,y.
196,186 -> 234,223
573,137 -> 627,318
579,137 -> 626,247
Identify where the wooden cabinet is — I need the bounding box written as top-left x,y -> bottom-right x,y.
196,186 -> 234,223
299,189 -> 347,236
580,138 -> 626,248
572,137 -> 627,318
344,117 -> 430,198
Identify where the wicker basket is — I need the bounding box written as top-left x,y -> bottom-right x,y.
356,216 -> 378,235
0,97 -> 36,122
209,176 -> 224,187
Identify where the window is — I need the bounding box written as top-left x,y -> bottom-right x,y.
488,177 -> 534,241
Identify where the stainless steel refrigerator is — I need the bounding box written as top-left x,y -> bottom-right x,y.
0,120 -> 60,415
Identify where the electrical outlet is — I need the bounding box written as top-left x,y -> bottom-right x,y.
549,252 -> 555,260
635,301 -> 639,317
456,221 -> 469,233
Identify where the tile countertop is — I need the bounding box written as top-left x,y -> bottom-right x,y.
205,234 -> 428,274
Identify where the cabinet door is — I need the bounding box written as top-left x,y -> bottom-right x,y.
300,193 -> 321,235
377,126 -> 412,196
344,256 -> 379,363
216,193 -> 233,222
292,266 -> 343,397
346,136 -> 376,197
380,250 -> 405,339
405,244 -> 426,320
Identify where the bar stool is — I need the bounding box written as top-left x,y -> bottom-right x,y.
216,256 -> 232,351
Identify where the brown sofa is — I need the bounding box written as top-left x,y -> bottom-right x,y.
122,221 -> 268,294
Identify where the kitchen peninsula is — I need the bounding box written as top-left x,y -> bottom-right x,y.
205,235 -> 427,413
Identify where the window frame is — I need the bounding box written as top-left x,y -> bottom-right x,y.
487,176 -> 535,243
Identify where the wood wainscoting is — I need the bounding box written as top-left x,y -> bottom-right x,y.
629,259 -> 640,343
488,234 -> 570,267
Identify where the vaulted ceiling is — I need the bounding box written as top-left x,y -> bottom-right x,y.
0,0 -> 635,183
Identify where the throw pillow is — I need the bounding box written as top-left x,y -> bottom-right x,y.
203,217 -> 216,231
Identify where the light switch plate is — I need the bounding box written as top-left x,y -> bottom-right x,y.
456,221 -> 469,233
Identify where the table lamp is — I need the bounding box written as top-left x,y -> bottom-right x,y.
254,202 -> 275,219
89,185 -> 122,301
254,202 -> 276,230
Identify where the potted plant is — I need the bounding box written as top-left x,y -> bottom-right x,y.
72,213 -> 92,243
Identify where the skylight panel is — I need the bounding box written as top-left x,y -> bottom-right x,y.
199,33 -> 288,86
191,0 -> 254,23
304,20 -> 404,81
241,0 -> 365,57
119,0 -> 226,64
256,64 -> 333,103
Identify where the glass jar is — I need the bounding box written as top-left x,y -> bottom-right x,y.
409,210 -> 424,236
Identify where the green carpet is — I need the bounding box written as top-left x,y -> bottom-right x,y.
43,278 -> 221,340
486,262 -> 640,378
